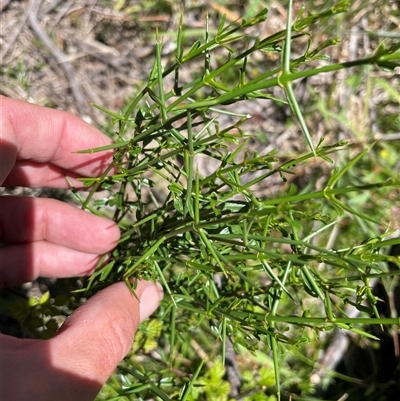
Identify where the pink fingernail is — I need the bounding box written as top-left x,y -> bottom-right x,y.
138,282 -> 164,322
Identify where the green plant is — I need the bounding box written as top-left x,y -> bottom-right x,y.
55,1 -> 400,400
70,1 -> 400,400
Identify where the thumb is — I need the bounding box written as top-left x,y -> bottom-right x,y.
0,280 -> 163,401
52,280 -> 163,384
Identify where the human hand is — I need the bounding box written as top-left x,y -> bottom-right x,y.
0,96 -> 163,401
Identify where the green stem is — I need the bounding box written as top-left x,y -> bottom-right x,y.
173,56 -> 378,112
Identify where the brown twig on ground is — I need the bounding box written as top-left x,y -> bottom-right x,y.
224,337 -> 242,398
189,338 -> 213,369
27,0 -> 90,115
213,273 -> 242,397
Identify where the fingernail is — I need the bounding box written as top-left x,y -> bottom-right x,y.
138,281 -> 164,322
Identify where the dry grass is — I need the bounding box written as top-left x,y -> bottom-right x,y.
2,0 -> 398,145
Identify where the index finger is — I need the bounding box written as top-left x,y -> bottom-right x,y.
0,96 -> 114,187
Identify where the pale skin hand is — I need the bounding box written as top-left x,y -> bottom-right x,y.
0,96 -> 163,401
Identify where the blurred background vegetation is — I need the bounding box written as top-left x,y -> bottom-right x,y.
1,1 -> 399,400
